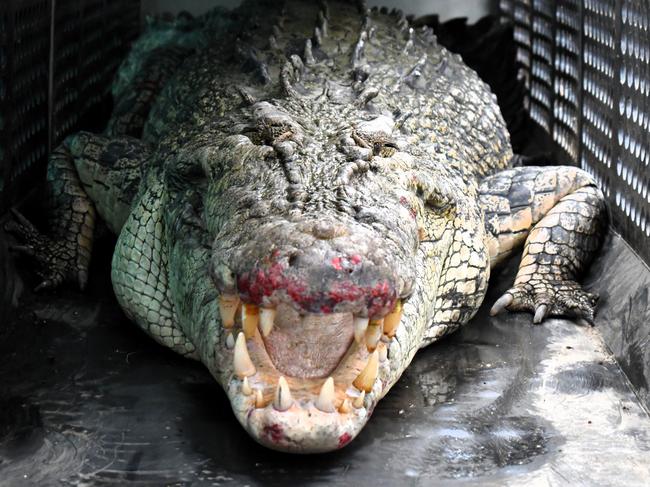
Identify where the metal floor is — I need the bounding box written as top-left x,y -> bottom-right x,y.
1,233 -> 649,486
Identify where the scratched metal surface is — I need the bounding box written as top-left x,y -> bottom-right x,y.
1,233 -> 649,486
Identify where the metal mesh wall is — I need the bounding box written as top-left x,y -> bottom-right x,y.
0,0 -> 51,215
0,0 -> 140,214
501,0 -> 650,264
53,0 -> 140,144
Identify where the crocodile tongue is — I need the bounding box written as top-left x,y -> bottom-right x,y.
260,304 -> 354,379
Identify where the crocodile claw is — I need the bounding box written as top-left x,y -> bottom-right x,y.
533,304 -> 548,324
575,318 -> 594,327
490,279 -> 598,325
5,208 -> 80,291
489,293 -> 513,316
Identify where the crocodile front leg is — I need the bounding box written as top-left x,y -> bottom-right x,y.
5,132 -> 148,290
480,166 -> 607,324
111,178 -> 198,358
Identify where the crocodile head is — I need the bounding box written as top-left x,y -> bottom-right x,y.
166,92 -> 484,453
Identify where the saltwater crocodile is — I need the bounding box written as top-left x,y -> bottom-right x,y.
6,1 -> 606,452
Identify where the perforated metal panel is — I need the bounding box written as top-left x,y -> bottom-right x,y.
53,0 -> 82,144
0,0 -> 140,214
615,0 -> 650,259
53,0 -> 140,145
0,0 -> 51,213
529,0 -> 555,131
501,0 -> 650,264
553,0 -> 581,159
512,0 -> 533,105
581,0 -> 616,200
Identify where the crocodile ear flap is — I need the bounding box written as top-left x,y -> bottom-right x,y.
411,170 -> 458,212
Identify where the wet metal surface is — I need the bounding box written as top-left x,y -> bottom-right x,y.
584,232 -> 650,410
1,234 -> 650,486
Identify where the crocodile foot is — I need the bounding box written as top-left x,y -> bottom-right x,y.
489,278 -> 598,325
4,208 -> 85,291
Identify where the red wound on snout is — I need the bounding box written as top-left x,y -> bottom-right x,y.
338,432 -> 352,448
263,424 -> 284,443
238,253 -> 396,314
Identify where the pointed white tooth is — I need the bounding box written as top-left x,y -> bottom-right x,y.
383,300 -> 402,338
233,332 -> 256,378
353,391 -> 365,408
242,303 -> 260,339
255,389 -> 265,408
315,377 -> 336,413
339,398 -> 352,414
219,294 -> 240,328
366,319 -> 383,352
225,332 -> 235,349
353,316 -> 369,344
353,350 -> 379,393
378,341 -> 388,362
273,376 -> 293,411
259,307 -> 276,337
242,376 -> 252,395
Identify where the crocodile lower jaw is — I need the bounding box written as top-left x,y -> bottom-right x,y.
216,298 -> 402,452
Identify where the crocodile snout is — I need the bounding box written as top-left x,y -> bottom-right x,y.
211,214 -> 409,319
235,246 -> 398,317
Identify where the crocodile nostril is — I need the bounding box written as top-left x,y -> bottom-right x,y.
288,253 -> 300,267
312,220 -> 349,240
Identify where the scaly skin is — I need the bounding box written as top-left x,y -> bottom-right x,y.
7,1 -> 607,453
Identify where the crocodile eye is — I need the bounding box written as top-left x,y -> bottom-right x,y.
165,154 -> 209,192
412,171 -> 458,213
428,192 -> 455,211
413,181 -> 456,212
376,141 -> 397,158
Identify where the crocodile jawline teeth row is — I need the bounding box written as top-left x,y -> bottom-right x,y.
221,298 -> 404,413
219,295 -> 403,353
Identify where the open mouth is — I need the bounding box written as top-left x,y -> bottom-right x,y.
217,295 -> 402,417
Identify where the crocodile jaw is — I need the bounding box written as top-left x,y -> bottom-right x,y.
203,262 -> 432,453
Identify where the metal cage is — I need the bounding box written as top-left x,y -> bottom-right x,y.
0,0 -> 140,214
500,0 -> 650,265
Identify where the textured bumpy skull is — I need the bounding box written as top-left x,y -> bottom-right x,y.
188,85 -> 469,450
208,100 -> 422,316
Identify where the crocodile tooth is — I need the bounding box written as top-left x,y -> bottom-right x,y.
339,398 -> 352,414
377,341 -> 388,362
315,377 -> 336,413
353,316 -> 369,344
242,376 -> 252,395
259,308 -> 276,337
219,294 -> 240,328
366,319 -> 383,352
274,376 -> 293,411
353,391 -> 365,408
255,389 -> 265,408
233,332 -> 256,378
225,332 -> 235,349
304,39 -> 315,65
383,300 -> 402,338
353,350 -> 379,392
242,303 -> 260,339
